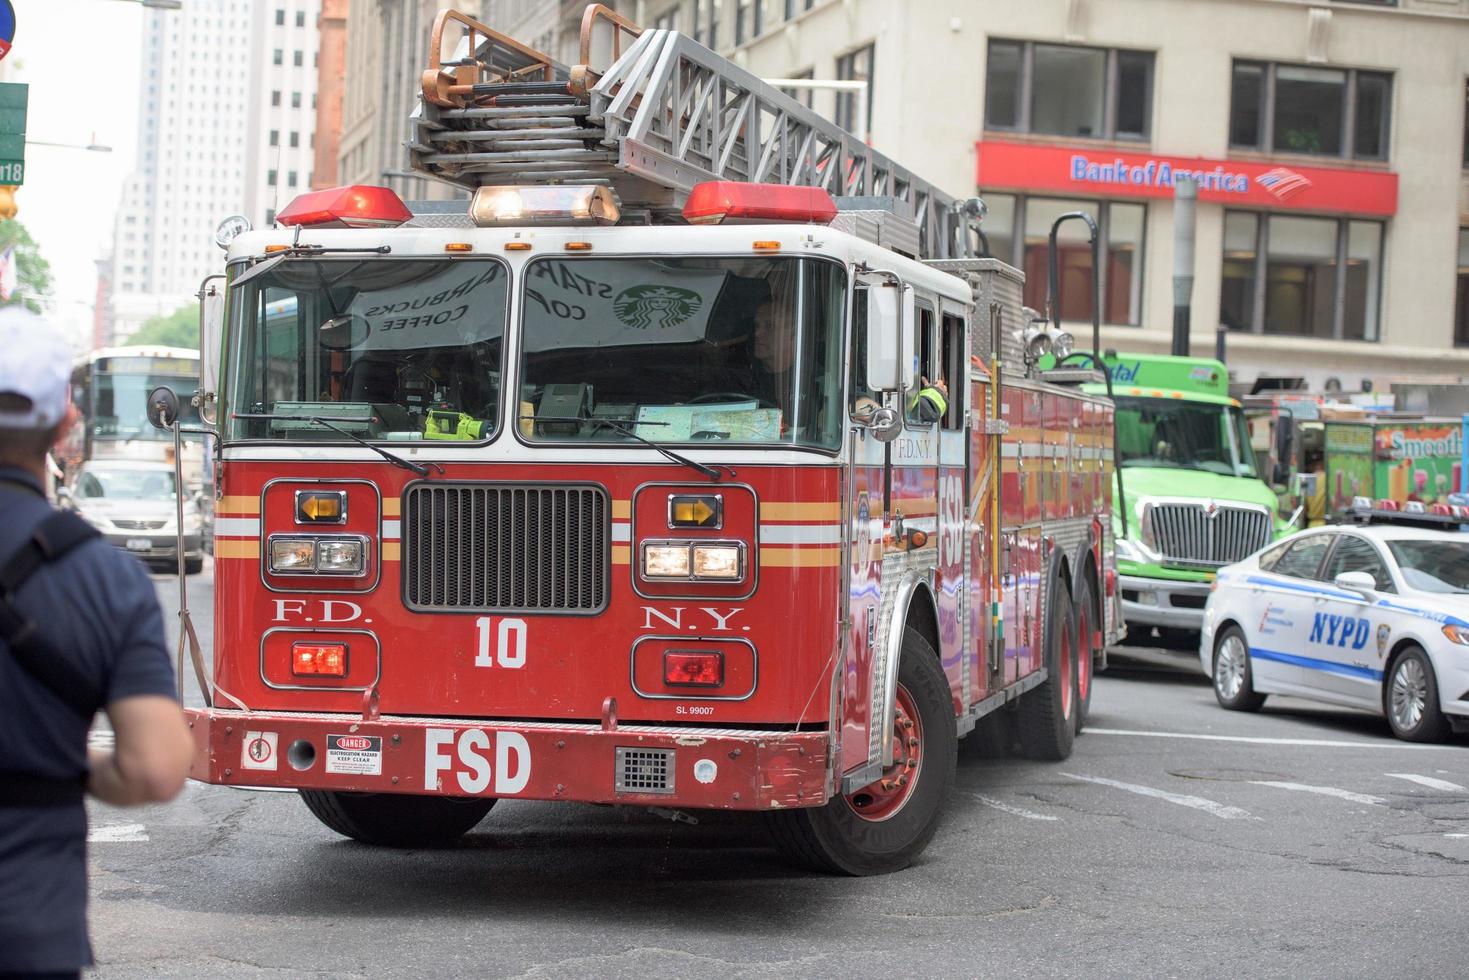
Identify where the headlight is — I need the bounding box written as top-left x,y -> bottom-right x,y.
317,538 -> 365,574
1114,538 -> 1142,563
1442,624 -> 1469,646
642,543 -> 692,579
641,541 -> 746,581
692,543 -> 743,580
270,537 -> 316,572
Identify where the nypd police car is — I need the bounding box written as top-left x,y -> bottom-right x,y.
1200,521 -> 1469,742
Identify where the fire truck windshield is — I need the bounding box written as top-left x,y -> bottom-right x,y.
519,256 -> 846,451
225,258 -> 508,442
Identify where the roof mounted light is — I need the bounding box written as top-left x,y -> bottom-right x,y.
214,213 -> 252,250
683,181 -> 837,225
470,185 -> 620,227
275,185 -> 412,229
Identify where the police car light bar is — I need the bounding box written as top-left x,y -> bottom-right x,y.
1350,496 -> 1469,529
682,181 -> 838,225
275,185 -> 413,229
470,185 -> 621,227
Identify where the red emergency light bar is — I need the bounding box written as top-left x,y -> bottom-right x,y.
292,642 -> 348,677
682,181 -> 838,225
276,185 -> 412,229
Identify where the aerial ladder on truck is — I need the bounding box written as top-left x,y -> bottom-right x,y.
169,3 -> 1120,877
409,6 -> 987,261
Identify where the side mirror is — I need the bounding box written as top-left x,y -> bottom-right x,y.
1334,571 -> 1377,595
147,386 -> 180,429
864,281 -> 917,393
866,405 -> 902,443
198,275 -> 226,425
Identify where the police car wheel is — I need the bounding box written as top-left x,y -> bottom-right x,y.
1212,625 -> 1266,712
1016,584 -> 1078,761
299,790 -> 495,847
763,628 -> 955,876
1384,647 -> 1449,743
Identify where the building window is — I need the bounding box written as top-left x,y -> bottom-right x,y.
835,43 -> 874,135
1229,61 -> 1391,161
295,10 -> 305,27
1456,228 -> 1469,347
267,169 -> 277,186
980,193 -> 1146,326
736,1 -> 750,44
780,67 -> 815,109
271,90 -> 281,107
1463,80 -> 1468,168
288,171 -> 298,188
275,9 -> 284,26
985,40 -> 1154,141
654,9 -> 677,30
1221,211 -> 1383,341
291,91 -> 301,108
273,48 -> 283,66
268,129 -> 279,146
289,131 -> 299,148
266,208 -> 276,225
293,50 -> 303,67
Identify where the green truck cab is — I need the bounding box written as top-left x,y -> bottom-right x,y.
1085,354 -> 1284,640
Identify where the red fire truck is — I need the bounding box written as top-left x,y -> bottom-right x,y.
170,7 -> 1120,874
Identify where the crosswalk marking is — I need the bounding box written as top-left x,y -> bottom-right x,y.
88,823 -> 148,843
1249,780 -> 1385,806
1061,772 -> 1253,820
1385,773 -> 1467,793
1086,728 -> 1453,750
965,792 -> 1060,822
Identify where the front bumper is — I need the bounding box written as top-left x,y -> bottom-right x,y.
185,707 -> 832,811
104,531 -> 203,562
1119,573 -> 1211,630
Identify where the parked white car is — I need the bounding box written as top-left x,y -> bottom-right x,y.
60,459 -> 206,574
1201,524 -> 1469,742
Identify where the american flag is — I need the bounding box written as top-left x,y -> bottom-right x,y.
1256,167 -> 1313,201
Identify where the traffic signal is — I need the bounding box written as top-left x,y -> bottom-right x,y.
0,185 -> 16,220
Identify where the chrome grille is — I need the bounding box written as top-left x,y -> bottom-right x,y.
112,519 -> 167,530
403,483 -> 609,612
615,747 -> 675,795
1149,502 -> 1271,568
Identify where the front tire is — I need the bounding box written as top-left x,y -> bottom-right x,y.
764,628 -> 955,875
300,790 -> 495,847
1016,583 -> 1077,761
1385,647 -> 1448,743
1212,625 -> 1266,712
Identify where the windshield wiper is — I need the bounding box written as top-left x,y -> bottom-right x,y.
233,413 -> 443,478
526,415 -> 730,482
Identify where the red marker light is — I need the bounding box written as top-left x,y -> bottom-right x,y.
664,650 -> 723,687
292,642 -> 348,677
276,185 -> 412,229
682,181 -> 838,225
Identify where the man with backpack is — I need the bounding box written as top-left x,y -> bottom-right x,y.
0,308 -> 193,979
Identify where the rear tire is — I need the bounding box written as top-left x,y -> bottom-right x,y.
1016,583 -> 1077,761
299,790 -> 495,847
1384,647 -> 1449,743
764,627 -> 955,875
1212,625 -> 1266,712
184,556 -> 204,575
1072,573 -> 1097,735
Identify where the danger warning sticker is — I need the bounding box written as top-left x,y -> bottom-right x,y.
241,731 -> 279,771
325,734 -> 383,775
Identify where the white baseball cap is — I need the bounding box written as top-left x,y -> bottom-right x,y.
0,306 -> 72,430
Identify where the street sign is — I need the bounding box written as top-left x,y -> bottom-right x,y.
0,81 -> 25,186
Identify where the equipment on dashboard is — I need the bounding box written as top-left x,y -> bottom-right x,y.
423,409 -> 486,441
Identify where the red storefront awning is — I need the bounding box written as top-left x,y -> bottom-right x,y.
975,139 -> 1398,217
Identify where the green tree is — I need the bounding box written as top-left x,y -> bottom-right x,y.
0,219 -> 54,315
127,303 -> 199,349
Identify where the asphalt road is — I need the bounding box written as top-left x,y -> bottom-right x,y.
79,568 -> 1469,978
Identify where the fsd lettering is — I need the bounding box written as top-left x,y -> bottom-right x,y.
424,729 -> 532,795
1309,613 -> 1370,650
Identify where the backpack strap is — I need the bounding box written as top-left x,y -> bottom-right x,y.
0,510 -> 105,719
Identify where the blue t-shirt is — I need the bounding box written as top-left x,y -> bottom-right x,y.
0,466 -> 178,972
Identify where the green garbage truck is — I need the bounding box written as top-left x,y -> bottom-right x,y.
1088,353 -> 1286,644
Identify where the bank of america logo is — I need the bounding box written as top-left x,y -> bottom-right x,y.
1257,167 -> 1312,201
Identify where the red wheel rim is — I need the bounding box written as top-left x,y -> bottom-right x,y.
846,682 -> 924,822
1077,603 -> 1092,704
1059,617 -> 1074,720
